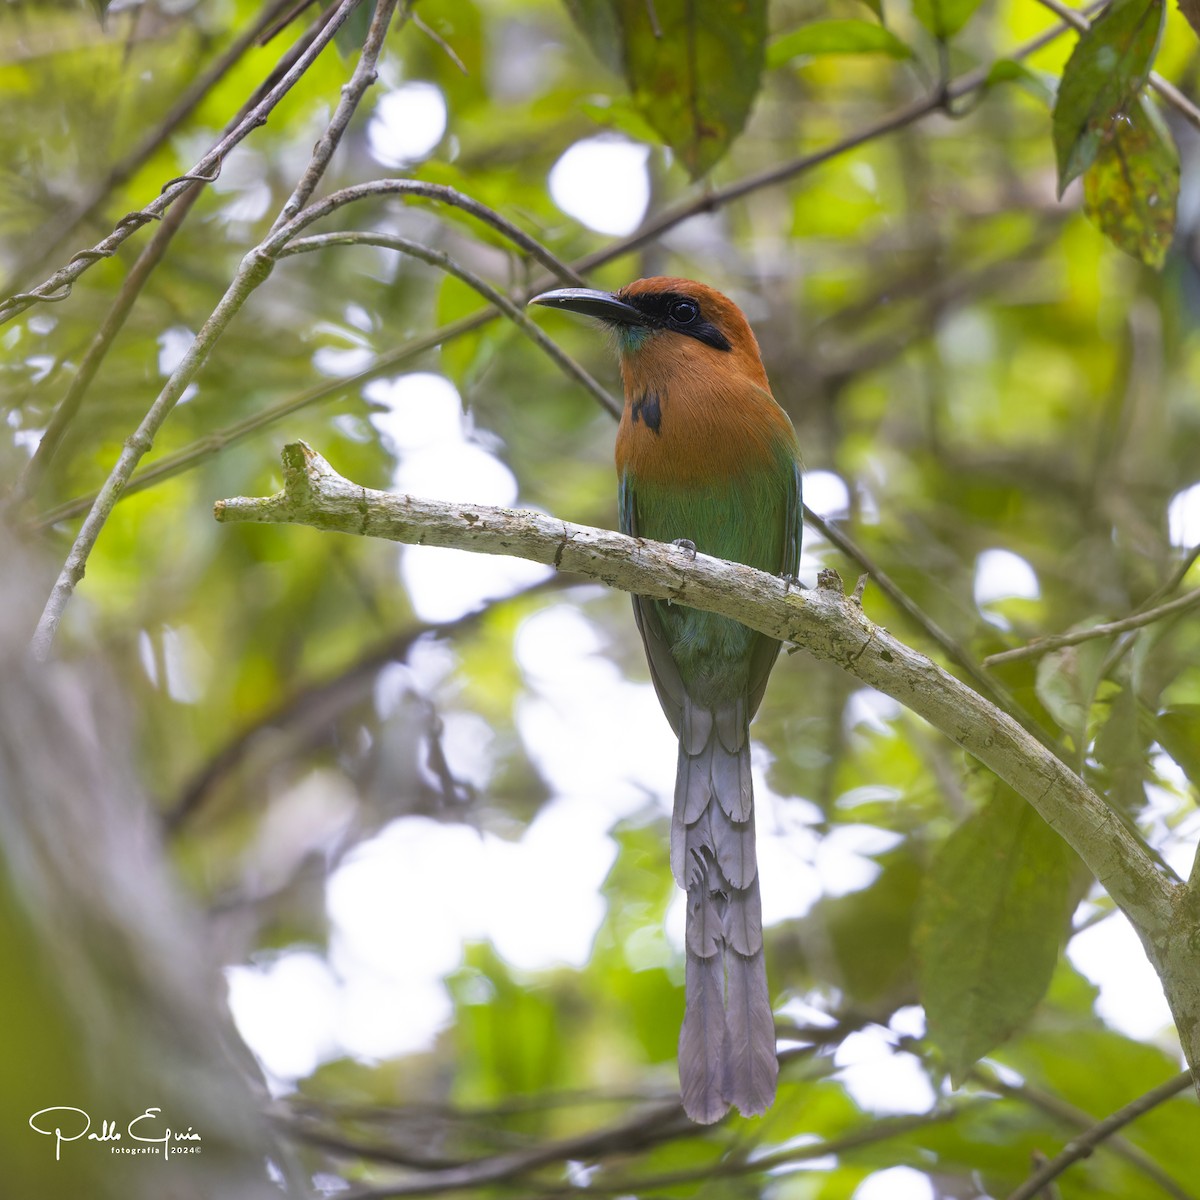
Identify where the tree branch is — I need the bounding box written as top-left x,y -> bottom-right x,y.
338,1102 -> 975,1197
12,0 -> 338,507
278,230 -> 617,415
268,178 -> 585,287
213,442 -> 1180,946
1005,1071 -> 1196,1200
11,178 -> 207,507
984,586 -> 1200,666
972,1066 -> 1197,1200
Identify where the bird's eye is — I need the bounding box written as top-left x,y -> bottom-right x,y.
669,300 -> 699,324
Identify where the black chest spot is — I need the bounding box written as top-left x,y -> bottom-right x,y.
631,390 -> 662,434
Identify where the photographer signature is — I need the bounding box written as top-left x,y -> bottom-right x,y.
29,1107 -> 202,1162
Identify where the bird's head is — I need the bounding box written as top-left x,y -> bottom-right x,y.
530,276 -> 770,392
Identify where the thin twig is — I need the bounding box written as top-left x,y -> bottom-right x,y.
13,0 -> 338,506
271,4 -> 404,231
26,313 -> 482,532
973,1066 -> 1197,1200
293,1099 -> 696,1192
1028,0 -> 1200,133
11,181 -> 207,507
411,11 -> 468,73
0,0 -> 367,327
1141,544 -> 1200,610
983,586 -> 1200,667
342,1104 -> 977,1198
2,0 -> 299,294
1005,1071 -> 1196,1200
279,232 -> 617,414
805,507 -> 1058,749
31,247 -> 278,659
29,0 -> 399,658
265,179 -> 585,286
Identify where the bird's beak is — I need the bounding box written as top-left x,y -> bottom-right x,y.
528,287 -> 650,327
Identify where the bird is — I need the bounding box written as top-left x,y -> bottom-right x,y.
529,277 -> 802,1123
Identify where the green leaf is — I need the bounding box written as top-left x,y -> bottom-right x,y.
915,786 -> 1074,1084
1051,0 -> 1166,195
985,59 -> 1057,108
435,274 -> 495,388
568,0 -> 768,179
334,3 -> 376,58
562,0 -> 626,74
910,0 -> 985,40
767,21 -> 911,66
1034,632 -> 1110,741
1082,95 -> 1179,269
824,849 -> 923,1005
1156,705 -> 1200,788
580,96 -> 663,144
1091,683 -> 1150,815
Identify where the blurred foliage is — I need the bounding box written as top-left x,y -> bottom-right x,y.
3,0 -> 1200,1196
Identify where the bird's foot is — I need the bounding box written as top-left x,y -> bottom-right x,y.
672,538 -> 697,560
781,572 -> 805,592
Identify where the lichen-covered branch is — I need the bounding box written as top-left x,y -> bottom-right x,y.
214,442 -> 1182,950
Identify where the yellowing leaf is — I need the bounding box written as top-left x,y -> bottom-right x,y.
1082,95 -> 1179,270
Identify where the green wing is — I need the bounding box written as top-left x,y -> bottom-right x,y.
619,461 -> 802,727
619,471 -> 686,737
746,458 -> 802,718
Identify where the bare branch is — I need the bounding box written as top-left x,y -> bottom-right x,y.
984,586 -> 1200,667
213,442 -> 1180,945
1005,1071 -> 1196,1200
972,1066 -> 1197,1200
806,506 -> 1056,748
572,7 -> 1091,275
279,231 -> 617,414
11,181 -> 207,507
338,1103 -> 975,1197
270,3 -> 405,230
266,178 -> 586,286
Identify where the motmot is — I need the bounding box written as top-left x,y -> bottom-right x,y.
530,278 -> 802,1123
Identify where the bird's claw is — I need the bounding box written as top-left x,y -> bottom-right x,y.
673,538 -> 697,560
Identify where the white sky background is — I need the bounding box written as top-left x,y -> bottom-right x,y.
226,84 -> 1199,1132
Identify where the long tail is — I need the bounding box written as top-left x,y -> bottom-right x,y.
672,695 -> 777,1123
